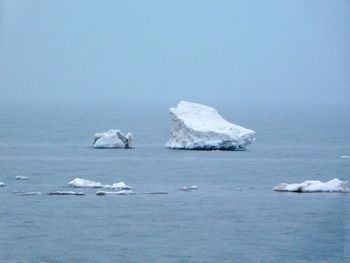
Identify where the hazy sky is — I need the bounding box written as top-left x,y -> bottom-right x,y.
0,0 -> 349,105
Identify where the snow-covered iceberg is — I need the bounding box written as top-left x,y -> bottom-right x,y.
93,130 -> 133,149
274,178 -> 348,193
0,182 -> 6,187
166,101 -> 255,150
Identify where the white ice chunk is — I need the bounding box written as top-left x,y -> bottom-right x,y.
340,155 -> 350,159
15,176 -> 29,180
181,185 -> 198,191
93,129 -> 133,149
274,178 -> 348,193
103,182 -> 132,190
96,190 -> 134,195
166,101 -> 255,150
0,182 -> 6,187
48,191 -> 85,195
68,178 -> 104,188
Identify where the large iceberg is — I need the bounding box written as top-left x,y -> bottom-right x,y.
93,130 -> 133,149
166,101 -> 255,150
274,178 -> 349,193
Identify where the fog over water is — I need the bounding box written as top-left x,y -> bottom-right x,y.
0,0 -> 349,106
0,2 -> 350,262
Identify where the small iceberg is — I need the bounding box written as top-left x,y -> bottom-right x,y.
48,191 -> 85,196
180,186 -> 198,191
15,176 -> 29,180
68,178 -> 104,188
93,130 -> 133,149
96,190 -> 134,195
340,155 -> 350,159
274,178 -> 348,193
166,101 -> 255,150
0,182 -> 6,187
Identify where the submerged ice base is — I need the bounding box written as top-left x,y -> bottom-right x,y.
274,178 -> 348,193
166,101 -> 255,150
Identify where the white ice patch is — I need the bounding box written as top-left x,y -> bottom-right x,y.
96,190 -> 134,195
340,155 -> 350,159
15,176 -> 29,180
274,178 -> 348,193
166,101 -> 255,150
93,129 -> 133,149
0,182 -> 6,187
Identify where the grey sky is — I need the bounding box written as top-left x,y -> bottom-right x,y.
0,0 -> 349,105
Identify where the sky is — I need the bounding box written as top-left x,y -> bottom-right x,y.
0,0 -> 349,106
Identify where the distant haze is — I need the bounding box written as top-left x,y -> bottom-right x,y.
0,0 -> 349,106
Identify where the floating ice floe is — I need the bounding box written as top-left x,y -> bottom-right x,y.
0,182 -> 6,187
166,101 -> 255,150
16,192 -> 42,196
68,178 -> 132,191
96,190 -> 134,195
103,182 -> 132,190
68,178 -> 104,188
15,176 -> 29,180
181,186 -> 198,191
143,192 -> 168,195
340,155 -> 350,159
93,130 -> 133,149
274,178 -> 348,193
48,191 -> 85,196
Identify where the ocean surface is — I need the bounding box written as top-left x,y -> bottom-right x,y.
0,102 -> 349,263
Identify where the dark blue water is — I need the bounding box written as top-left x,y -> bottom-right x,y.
0,103 -> 349,263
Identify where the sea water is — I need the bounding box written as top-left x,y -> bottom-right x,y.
0,103 -> 349,262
